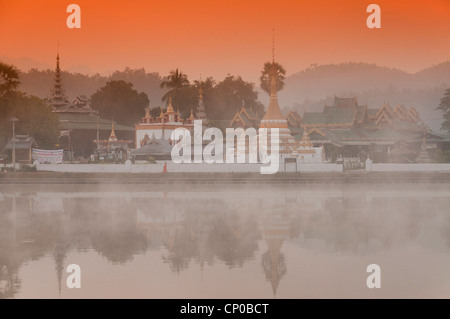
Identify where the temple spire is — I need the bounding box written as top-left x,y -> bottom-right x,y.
48,47 -> 69,111
196,84 -> 208,125
167,96 -> 174,113
272,28 -> 275,64
109,121 -> 117,141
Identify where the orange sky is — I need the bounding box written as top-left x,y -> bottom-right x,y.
1,0 -> 449,81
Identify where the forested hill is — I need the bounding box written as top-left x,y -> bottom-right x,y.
18,67 -> 165,107
277,62 -> 450,131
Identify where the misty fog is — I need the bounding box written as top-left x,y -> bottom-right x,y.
1,182 -> 449,298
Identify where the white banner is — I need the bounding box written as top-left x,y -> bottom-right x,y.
32,149 -> 63,164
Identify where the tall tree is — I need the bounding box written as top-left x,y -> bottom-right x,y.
170,85 -> 198,119
0,92 -> 60,149
90,80 -> 149,125
160,68 -> 190,104
259,62 -> 286,94
11,93 -> 60,148
0,63 -> 59,149
437,88 -> 450,133
209,75 -> 263,120
0,62 -> 20,98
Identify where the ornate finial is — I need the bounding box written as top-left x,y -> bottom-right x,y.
56,43 -> 60,70
272,28 -> 275,63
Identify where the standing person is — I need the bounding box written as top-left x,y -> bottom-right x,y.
163,161 -> 168,173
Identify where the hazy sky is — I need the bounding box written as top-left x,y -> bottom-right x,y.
1,0 -> 449,81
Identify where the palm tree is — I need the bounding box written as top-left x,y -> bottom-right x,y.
259,62 -> 286,95
160,68 -> 190,104
0,62 -> 20,98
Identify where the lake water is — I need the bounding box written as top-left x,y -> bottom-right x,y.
1,182 -> 449,298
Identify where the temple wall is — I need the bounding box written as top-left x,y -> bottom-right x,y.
31,162 -> 450,173
297,164 -> 343,172
35,162 -> 344,173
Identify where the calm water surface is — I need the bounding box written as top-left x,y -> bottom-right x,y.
1,182 -> 449,298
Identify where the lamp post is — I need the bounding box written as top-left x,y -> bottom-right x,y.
9,117 -> 19,172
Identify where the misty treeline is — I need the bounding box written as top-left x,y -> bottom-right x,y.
3,61 -> 450,136
19,67 -> 163,107
18,67 -> 267,126
18,61 -> 450,129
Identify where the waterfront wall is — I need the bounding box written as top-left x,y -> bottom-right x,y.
35,162 -> 344,173
366,163 -> 450,172
19,162 -> 450,174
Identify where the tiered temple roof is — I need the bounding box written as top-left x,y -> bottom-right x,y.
302,97 -> 425,132
286,110 -> 302,129
332,96 -> 359,109
292,96 -> 450,162
229,101 -> 260,128
46,52 -> 134,155
47,54 -> 96,114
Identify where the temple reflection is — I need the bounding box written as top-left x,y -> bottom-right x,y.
0,185 -> 449,298
260,207 -> 291,296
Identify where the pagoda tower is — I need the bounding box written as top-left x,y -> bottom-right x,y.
196,87 -> 209,125
48,52 -> 70,111
259,39 -> 297,156
260,210 -> 290,297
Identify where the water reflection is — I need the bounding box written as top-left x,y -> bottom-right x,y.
0,184 -> 449,298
